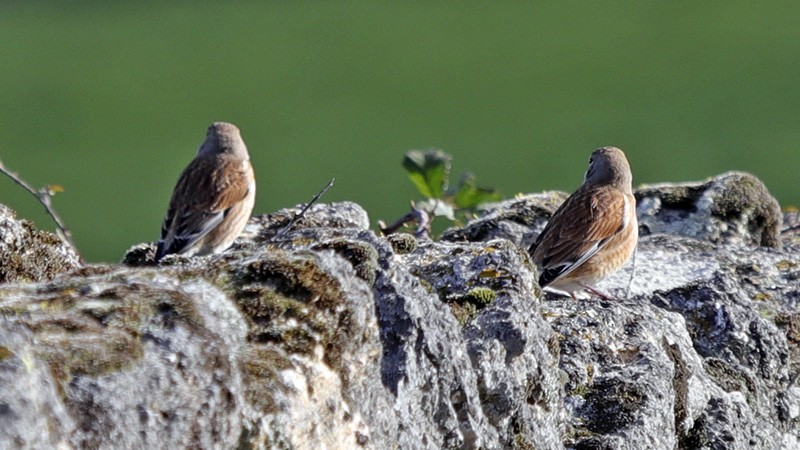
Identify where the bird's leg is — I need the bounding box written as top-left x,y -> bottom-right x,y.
581,284 -> 615,301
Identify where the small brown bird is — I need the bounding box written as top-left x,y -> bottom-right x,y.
155,122 -> 256,261
528,146 -> 637,300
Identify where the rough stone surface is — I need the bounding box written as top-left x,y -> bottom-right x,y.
0,172 -> 798,449
635,171 -> 783,249
0,204 -> 80,282
0,320 -> 75,449
440,191 -> 569,250
0,270 -> 247,450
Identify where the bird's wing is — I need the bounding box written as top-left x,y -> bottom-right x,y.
530,186 -> 627,286
156,155 -> 252,259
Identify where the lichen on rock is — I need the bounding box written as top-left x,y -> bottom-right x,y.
0,171 -> 798,450
0,269 -> 247,449
0,204 -> 80,283
636,171 -> 782,248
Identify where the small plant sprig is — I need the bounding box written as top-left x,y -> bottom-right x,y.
0,157 -> 82,262
379,149 -> 501,237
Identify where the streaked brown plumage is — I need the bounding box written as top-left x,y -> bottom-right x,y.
528,146 -> 637,299
155,122 -> 255,261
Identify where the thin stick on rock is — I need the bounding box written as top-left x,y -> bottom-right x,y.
274,178 -> 335,239
0,158 -> 82,262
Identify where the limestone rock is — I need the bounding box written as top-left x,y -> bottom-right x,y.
0,320 -> 75,449
440,191 -> 569,249
636,171 -> 782,249
0,172 -> 797,449
0,204 -> 80,282
0,270 -> 246,449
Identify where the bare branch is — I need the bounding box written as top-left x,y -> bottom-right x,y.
274,178 -> 335,239
378,212 -> 414,235
0,158 -> 82,262
379,201 -> 431,238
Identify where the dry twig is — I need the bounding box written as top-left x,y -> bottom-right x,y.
378,201 -> 431,238
273,178 -> 335,239
0,158 -> 82,262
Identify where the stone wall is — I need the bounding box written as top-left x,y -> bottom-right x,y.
0,171 -> 797,449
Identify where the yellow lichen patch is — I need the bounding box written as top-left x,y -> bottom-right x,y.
478,268 -> 501,278
571,383 -> 591,396
776,260 -> 799,271
0,346 -> 13,362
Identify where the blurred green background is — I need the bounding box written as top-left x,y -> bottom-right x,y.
1,2 -> 798,262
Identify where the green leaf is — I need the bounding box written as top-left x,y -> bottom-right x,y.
453,173 -> 502,209
403,149 -> 452,198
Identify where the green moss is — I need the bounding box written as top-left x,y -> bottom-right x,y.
446,287 -> 498,326
0,218 -> 79,283
237,288 -> 326,357
712,175 -> 759,219
37,330 -> 143,382
564,425 -> 596,444
512,433 -> 537,450
230,252 -> 350,371
312,238 -> 379,285
418,278 -> 434,294
709,173 -> 782,248
704,358 -> 757,408
752,292 -> 772,302
570,383 -> 591,397
0,278 -> 227,401
17,302 -> 146,398
774,313 -> 800,343
464,287 -> 496,304
211,271 -> 235,294
386,233 -> 417,254
242,344 -> 294,414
